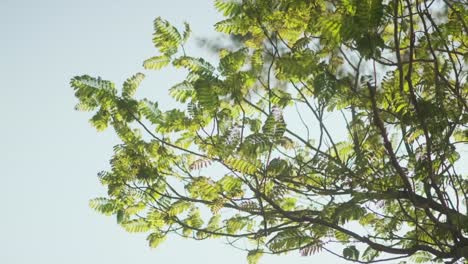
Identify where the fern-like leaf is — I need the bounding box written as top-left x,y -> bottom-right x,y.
152,17 -> 181,55
89,197 -> 117,215
121,218 -> 151,233
143,55 -> 170,70
122,73 -> 145,98
169,81 -> 194,103
214,18 -> 243,34
214,0 -> 242,17
267,229 -> 310,253
225,157 -> 259,175
173,56 -> 215,75
182,22 -> 191,42
147,232 -> 166,248
140,99 -> 161,124
247,249 -> 263,264
300,243 -> 323,256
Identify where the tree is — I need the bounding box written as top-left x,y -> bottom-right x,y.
71,0 -> 468,263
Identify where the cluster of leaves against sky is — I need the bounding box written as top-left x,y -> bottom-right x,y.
71,0 -> 468,263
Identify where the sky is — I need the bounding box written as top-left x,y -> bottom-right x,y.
0,1 -> 340,263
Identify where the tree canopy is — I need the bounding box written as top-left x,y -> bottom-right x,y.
71,0 -> 468,263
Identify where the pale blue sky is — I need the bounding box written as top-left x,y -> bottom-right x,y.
0,0 -> 340,263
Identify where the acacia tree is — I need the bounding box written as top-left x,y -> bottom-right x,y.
71,0 -> 468,263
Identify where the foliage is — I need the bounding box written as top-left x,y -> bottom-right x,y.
72,0 -> 468,263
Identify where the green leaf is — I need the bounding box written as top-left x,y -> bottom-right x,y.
262,108 -> 286,140
152,17 -> 181,55
225,157 -> 259,175
121,218 -> 150,233
343,245 -> 359,260
207,214 -> 221,232
219,48 -> 248,73
169,81 -> 194,103
240,133 -> 271,157
214,0 -> 242,17
218,174 -> 243,196
362,246 -> 379,261
167,200 -> 192,216
124,202 -> 146,215
71,75 -> 116,111
147,232 -> 166,248
143,55 -> 171,70
140,99 -> 161,124
182,22 -> 191,42
89,109 -> 110,131
247,249 -> 263,264
71,75 -> 115,93
173,56 -> 215,75
122,73 -> 145,98
410,251 -> 433,263
185,208 -> 204,229
453,129 -> 468,142
89,197 -> 117,215
267,229 -> 310,253
267,158 -> 290,177
116,210 -> 124,224
214,18 -> 243,34
225,216 -> 249,234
